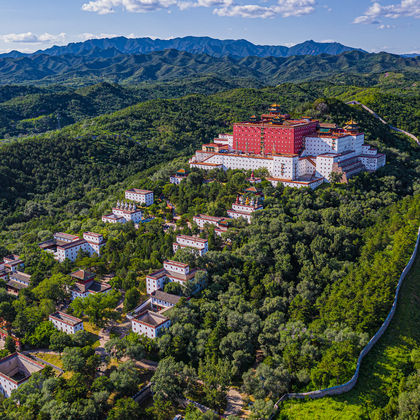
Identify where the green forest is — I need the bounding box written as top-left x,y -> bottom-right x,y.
0,78 -> 419,420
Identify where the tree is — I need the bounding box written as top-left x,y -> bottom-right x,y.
109,361 -> 140,396
105,337 -> 127,361
32,273 -> 69,303
329,171 -> 343,184
123,287 -> 140,312
62,346 -> 100,379
62,347 -> 86,373
0,301 -> 16,323
198,356 -> 231,409
4,336 -> 16,353
151,356 -> 185,404
248,399 -> 276,420
26,321 -> 56,348
108,397 -> 142,420
49,331 -> 73,353
242,364 -> 291,400
164,281 -> 183,295
70,291 -> 120,328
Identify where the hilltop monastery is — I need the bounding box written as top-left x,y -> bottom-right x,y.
189,104 -> 386,189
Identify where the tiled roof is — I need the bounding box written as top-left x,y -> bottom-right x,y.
70,270 -> 95,281
151,290 -> 181,305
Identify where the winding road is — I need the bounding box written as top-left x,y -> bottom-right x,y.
346,100 -> 419,145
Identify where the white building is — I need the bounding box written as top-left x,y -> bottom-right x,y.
146,260 -> 205,295
102,201 -> 144,224
192,214 -> 231,236
193,214 -> 227,229
39,232 -> 106,263
1,255 -> 24,274
83,232 -> 106,255
131,311 -> 170,339
70,269 -> 112,300
170,169 -> 189,184
213,133 -> 234,150
49,312 -> 84,334
0,353 -> 44,398
125,189 -> 154,206
189,121 -> 385,189
7,272 -> 31,296
151,290 -> 181,310
227,196 -> 263,223
173,235 -> 208,256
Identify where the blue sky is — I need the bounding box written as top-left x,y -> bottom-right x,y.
0,0 -> 419,54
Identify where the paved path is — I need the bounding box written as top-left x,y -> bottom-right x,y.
346,100 -> 420,145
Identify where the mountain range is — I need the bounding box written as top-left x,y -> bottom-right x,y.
0,36 -> 365,60
0,48 -> 418,86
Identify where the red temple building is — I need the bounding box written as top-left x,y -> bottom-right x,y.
232,104 -> 318,155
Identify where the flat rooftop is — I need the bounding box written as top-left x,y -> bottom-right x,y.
126,188 -> 153,194
49,311 -> 82,326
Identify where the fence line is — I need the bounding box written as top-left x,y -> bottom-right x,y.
271,226 -> 420,416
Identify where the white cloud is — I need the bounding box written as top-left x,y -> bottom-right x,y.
214,4 -> 277,17
354,0 -> 420,24
0,32 -> 66,44
82,0 -> 316,17
214,0 -> 315,18
82,0 -> 177,14
377,23 -> 396,29
79,32 -> 120,40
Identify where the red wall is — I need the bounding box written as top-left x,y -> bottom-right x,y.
233,122 -> 317,154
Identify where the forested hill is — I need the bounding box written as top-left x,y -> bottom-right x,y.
0,76 -> 418,140
0,83 -> 418,238
0,37 -> 363,59
0,77 -> 260,138
0,49 -> 418,86
0,82 -> 419,419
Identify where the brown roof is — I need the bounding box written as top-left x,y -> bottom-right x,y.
57,239 -> 86,250
54,233 -> 79,241
164,260 -> 189,268
126,188 -> 153,195
9,272 -> 31,283
132,311 -> 169,328
49,312 -> 83,326
151,290 -> 181,305
7,280 -> 29,291
70,270 -> 95,281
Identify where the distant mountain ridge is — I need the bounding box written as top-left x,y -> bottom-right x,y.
0,36 -> 365,59
0,48 -> 418,87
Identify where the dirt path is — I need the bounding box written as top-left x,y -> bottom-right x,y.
225,387 -> 244,417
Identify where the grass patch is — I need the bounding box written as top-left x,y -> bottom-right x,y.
34,352 -> 63,368
33,353 -> 72,380
82,318 -> 101,348
280,247 -> 420,419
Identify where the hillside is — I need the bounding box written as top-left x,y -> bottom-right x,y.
0,83 -> 419,419
0,77 -> 261,138
0,49 -> 418,87
0,36 -> 363,59
1,82 -> 418,243
280,247 -> 420,419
